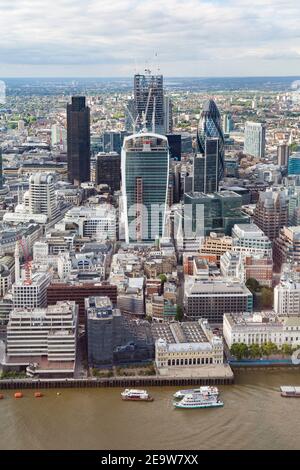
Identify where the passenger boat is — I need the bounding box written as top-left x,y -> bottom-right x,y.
280,386 -> 300,397
173,386 -> 219,400
121,389 -> 153,402
174,393 -> 224,409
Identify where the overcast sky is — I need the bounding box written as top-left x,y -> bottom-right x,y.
0,0 -> 300,77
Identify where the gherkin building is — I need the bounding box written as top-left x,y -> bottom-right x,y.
197,99 -> 225,183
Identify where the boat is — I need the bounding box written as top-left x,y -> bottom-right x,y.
280,386 -> 300,397
173,386 -> 219,400
0,394 -> 4,400
121,389 -> 153,402
14,392 -> 23,399
174,393 -> 224,409
34,392 -> 43,398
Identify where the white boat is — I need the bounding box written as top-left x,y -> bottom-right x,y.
173,386 -> 219,400
280,386 -> 300,397
174,393 -> 224,409
121,389 -> 153,401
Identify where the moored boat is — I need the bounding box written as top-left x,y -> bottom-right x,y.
121,389 -> 153,402
174,386 -> 219,400
280,386 -> 300,397
174,393 -> 223,409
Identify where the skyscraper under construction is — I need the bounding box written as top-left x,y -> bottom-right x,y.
126,72 -> 172,135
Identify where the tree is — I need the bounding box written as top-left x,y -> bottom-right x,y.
261,342 -> 278,357
175,305 -> 183,322
230,343 -> 249,360
246,278 -> 260,293
281,344 -> 293,356
158,274 -> 167,284
260,287 -> 274,309
248,343 -> 262,359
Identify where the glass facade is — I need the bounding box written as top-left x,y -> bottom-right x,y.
288,153 -> 300,176
194,138 -> 219,193
122,133 -> 169,242
197,99 -> 225,185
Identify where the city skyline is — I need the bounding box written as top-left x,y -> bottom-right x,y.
0,0 -> 300,77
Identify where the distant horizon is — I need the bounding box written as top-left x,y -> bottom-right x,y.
1,75 -> 300,79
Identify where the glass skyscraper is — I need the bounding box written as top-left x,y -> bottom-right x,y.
193,138 -> 219,194
197,99 -> 225,188
67,96 -> 90,185
121,133 -> 169,242
288,153 -> 300,176
244,121 -> 266,158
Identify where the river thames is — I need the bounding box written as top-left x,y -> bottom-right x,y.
1,369 -> 300,450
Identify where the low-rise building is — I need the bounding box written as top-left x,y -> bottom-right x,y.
152,319 -> 224,374
223,312 -> 300,349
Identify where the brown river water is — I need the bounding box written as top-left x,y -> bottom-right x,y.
1,369 -> 300,450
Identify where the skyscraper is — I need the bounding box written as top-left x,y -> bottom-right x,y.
95,152 -> 121,192
277,144 -> 290,166
222,112 -> 234,134
254,190 -> 288,240
288,153 -> 300,176
67,96 -> 90,185
122,133 -> 169,242
196,99 -> 225,190
134,73 -> 164,134
193,138 -> 219,193
29,173 -> 58,221
244,121 -> 266,158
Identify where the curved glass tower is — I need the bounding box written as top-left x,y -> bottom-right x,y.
197,99 -> 225,184
122,133 -> 169,243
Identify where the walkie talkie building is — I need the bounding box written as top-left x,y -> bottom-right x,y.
121,133 -> 169,243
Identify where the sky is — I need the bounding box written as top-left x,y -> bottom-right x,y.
0,0 -> 300,77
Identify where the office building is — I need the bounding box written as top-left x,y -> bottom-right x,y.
86,296 -> 153,368
28,173 -> 58,221
273,226 -> 300,271
277,144 -> 290,166
232,223 -> 272,257
166,134 -> 181,161
12,272 -> 51,309
197,99 -> 225,185
223,112 -> 234,134
274,279 -> 300,316
133,73 -> 165,134
244,122 -> 266,158
288,153 -> 300,176
60,205 -> 117,240
47,282 -> 118,322
95,152 -> 120,192
184,278 -> 253,322
5,301 -> 78,377
67,96 -> 90,185
253,190 -> 288,240
193,138 -> 219,194
184,191 -> 250,237
122,133 -> 169,242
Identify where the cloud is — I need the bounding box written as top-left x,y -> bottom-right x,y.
0,0 -> 299,76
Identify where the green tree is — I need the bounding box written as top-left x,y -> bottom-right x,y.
230,343 -> 249,360
261,342 -> 278,357
175,305 -> 183,322
260,287 -> 274,309
246,278 -> 260,293
281,344 -> 293,356
158,274 -> 167,284
248,343 -> 262,358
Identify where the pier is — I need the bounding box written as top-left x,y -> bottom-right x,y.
0,374 -> 234,390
